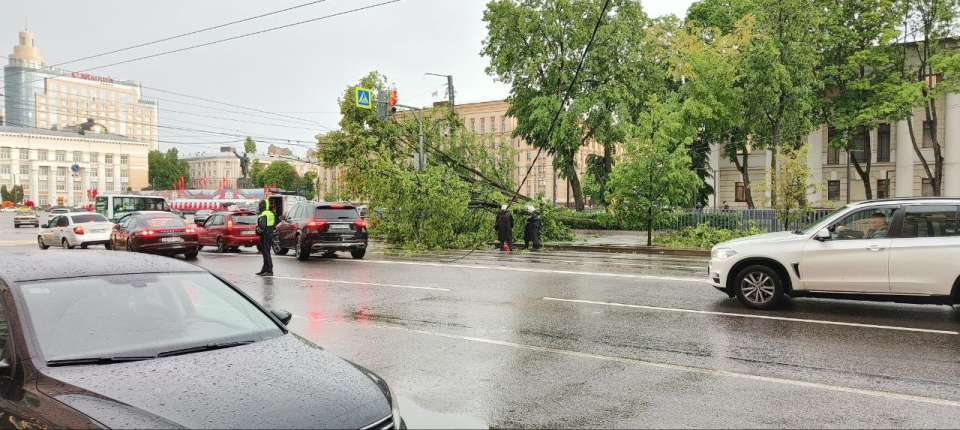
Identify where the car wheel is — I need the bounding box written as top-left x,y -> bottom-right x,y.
295,234 -> 310,261
273,237 -> 289,256
80,243 -> 88,249
351,248 -> 366,259
104,241 -> 112,250
37,236 -> 49,250
13,225 -> 19,229
184,248 -> 199,260
734,265 -> 785,310
62,238 -> 75,250
217,237 -> 228,253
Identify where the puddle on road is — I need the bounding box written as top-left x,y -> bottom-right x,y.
397,395 -> 487,429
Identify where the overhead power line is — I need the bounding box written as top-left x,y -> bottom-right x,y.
82,0 -> 402,73
49,0 -> 333,68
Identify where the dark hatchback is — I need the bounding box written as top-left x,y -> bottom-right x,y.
274,203 -> 369,260
0,251 -> 403,429
110,211 -> 200,260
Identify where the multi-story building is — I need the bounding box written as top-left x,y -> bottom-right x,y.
0,125 -> 150,207
4,31 -> 158,150
183,146 -> 319,190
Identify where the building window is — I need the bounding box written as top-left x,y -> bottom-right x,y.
55,151 -> 66,162
828,180 -> 841,201
120,155 -> 128,165
480,117 -> 485,133
877,179 -> 889,199
38,150 -> 48,161
19,149 -> 29,160
490,117 -> 495,133
922,178 -> 935,196
827,127 -> 840,165
19,165 -> 29,175
56,181 -> 65,192
38,166 -> 49,177
735,182 -> 746,202
57,167 -> 66,178
501,117 -> 507,133
73,181 -> 82,191
0,165 -> 9,174
104,154 -> 114,165
73,151 -> 83,162
877,124 -> 891,162
526,152 -> 532,161
470,118 -> 475,132
0,147 -> 9,159
852,128 -> 869,163
922,120 -> 935,148
120,169 -> 128,178
89,152 -> 98,163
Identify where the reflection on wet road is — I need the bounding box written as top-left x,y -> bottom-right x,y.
192,244 -> 960,428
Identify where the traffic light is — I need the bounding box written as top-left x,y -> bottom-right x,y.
388,90 -> 398,108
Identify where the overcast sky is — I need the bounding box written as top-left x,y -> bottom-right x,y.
2,0 -> 695,157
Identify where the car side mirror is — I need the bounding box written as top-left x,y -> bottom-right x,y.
271,309 -> 293,326
814,228 -> 831,241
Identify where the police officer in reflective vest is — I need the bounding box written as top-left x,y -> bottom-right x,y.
256,199 -> 276,276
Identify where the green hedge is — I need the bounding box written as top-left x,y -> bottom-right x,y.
655,223 -> 763,250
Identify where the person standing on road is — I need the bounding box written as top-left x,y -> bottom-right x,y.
523,207 -> 542,251
494,205 -> 513,251
256,199 -> 276,276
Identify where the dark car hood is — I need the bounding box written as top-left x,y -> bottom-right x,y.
39,334 -> 391,429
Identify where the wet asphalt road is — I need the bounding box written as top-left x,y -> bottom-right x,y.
3,212 -> 960,428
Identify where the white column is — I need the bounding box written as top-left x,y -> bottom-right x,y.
48,168 -> 57,206
896,119 -> 914,197
708,142 -> 720,208
942,93 -> 960,196
30,166 -> 39,205
806,126 -> 824,203
65,171 -> 74,207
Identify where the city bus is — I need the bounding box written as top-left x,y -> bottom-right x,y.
94,195 -> 168,221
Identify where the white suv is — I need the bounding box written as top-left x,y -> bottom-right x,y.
709,198 -> 960,309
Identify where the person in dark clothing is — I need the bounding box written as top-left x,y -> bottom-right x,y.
256,199 -> 276,276
494,205 -> 513,251
524,208 -> 542,251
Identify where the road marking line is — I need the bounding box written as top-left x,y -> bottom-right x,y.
342,259 -> 706,283
0,239 -> 36,247
543,297 -> 959,335
370,324 -> 960,408
266,275 -> 451,292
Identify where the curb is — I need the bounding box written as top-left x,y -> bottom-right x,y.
543,244 -> 710,257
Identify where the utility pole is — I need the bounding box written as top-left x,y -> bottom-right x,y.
426,73 -> 454,135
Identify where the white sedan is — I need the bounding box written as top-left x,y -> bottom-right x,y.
38,212 -> 114,250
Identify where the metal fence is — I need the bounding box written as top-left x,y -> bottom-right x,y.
658,208 -> 836,233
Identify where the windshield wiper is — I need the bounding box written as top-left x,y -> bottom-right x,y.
47,356 -> 155,367
156,340 -> 255,358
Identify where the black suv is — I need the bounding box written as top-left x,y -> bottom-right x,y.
273,202 -> 368,260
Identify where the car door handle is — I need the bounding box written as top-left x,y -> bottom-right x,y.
867,244 -> 885,252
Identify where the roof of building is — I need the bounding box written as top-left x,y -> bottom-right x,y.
0,249 -> 204,283
0,125 -> 138,142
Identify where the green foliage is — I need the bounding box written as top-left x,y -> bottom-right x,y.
772,145 -> 813,229
300,171 -> 318,200
558,210 -> 623,230
0,185 -> 8,202
244,137 -> 257,155
607,96 -> 701,243
509,201 -> 574,243
147,149 -> 189,190
482,0 -> 663,210
250,161 -> 265,187
258,161 -> 299,191
656,223 -> 763,250
10,185 -> 24,204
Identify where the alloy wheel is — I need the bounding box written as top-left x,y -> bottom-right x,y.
740,271 -> 776,305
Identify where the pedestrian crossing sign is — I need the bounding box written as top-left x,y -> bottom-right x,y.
355,87 -> 372,109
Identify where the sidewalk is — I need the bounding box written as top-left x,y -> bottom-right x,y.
545,229 -> 710,257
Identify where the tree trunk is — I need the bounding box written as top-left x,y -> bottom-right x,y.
732,149 -> 755,209
905,116 -> 937,195
850,135 -> 873,200
769,142 -> 778,208
647,205 -> 653,247
568,170 -> 585,211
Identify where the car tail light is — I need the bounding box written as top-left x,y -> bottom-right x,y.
73,226 -> 85,235
305,220 -> 328,233
353,219 -> 368,229
185,227 -> 196,235
138,230 -> 156,237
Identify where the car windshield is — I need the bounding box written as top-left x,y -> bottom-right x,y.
234,215 -> 258,225
17,272 -> 283,364
70,214 -> 108,224
143,215 -> 186,229
798,206 -> 850,234
315,208 -> 359,220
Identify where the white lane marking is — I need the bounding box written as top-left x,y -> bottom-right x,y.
341,259 -> 706,283
369,324 -> 960,408
543,297 -> 959,335
267,275 -> 451,292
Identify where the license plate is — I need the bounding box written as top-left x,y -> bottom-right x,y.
161,237 -> 183,243
330,224 -> 348,230
91,229 -> 105,233
241,231 -> 256,235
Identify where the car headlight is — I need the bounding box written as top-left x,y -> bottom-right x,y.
711,247 -> 738,260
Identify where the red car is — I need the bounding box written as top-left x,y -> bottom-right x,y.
110,211 -> 200,259
198,211 -> 261,253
